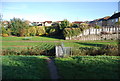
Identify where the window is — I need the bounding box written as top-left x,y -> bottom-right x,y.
116,18 -> 118,22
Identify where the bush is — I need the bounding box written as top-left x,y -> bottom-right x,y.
28,27 -> 36,36
63,28 -> 82,38
2,43 -> 55,56
36,26 -> 46,36
45,26 -> 58,36
2,33 -> 9,37
71,45 -> 118,56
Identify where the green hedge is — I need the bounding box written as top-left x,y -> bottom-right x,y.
63,28 -> 82,38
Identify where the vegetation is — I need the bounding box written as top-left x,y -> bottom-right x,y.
2,39 -> 118,56
63,28 -> 82,38
60,19 -> 70,30
55,56 -> 120,79
2,55 -> 50,79
2,43 -> 55,56
10,18 -> 29,36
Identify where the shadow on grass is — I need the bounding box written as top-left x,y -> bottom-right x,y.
55,56 -> 120,79
40,34 -> 64,40
75,42 -> 105,47
2,56 -> 50,79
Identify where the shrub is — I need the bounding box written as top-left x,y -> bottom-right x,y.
28,27 -> 36,36
36,26 -> 46,36
2,43 -> 55,56
2,33 -> 9,37
1,27 -> 7,34
70,45 -> 118,56
63,28 -> 82,38
45,26 -> 58,36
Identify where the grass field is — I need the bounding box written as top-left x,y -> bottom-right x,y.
2,55 -> 50,79
1,36 -> 62,41
1,37 -> 118,49
1,37 -> 119,79
55,56 -> 120,79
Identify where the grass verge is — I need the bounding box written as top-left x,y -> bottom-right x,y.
55,56 -> 120,79
2,55 -> 50,79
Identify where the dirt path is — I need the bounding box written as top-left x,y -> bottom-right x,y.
46,57 -> 60,80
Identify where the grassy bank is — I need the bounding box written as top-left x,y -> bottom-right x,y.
55,56 -> 120,79
2,55 -> 50,79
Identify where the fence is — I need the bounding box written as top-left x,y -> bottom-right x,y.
56,45 -> 72,57
65,26 -> 120,40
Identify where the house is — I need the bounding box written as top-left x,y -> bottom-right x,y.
89,16 -> 110,27
2,21 -> 9,28
25,20 -> 33,26
97,16 -> 110,26
32,22 -> 41,26
89,19 -> 98,27
44,21 -> 52,26
72,21 -> 83,24
107,12 -> 120,26
56,21 -> 63,24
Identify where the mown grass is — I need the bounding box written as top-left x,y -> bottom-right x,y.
2,37 -> 118,48
1,36 -> 63,41
2,55 -> 50,79
55,56 -> 120,79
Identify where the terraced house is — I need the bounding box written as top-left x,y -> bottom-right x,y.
107,12 -> 120,26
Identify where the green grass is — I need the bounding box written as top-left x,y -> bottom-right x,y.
2,36 -> 63,41
55,56 -> 120,79
1,37 -> 118,50
2,55 -> 50,79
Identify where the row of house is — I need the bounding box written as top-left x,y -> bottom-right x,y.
89,12 -> 120,27
32,11 -> 120,27
31,21 -> 87,27
2,12 -> 120,27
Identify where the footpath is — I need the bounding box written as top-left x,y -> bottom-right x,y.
46,57 -> 60,80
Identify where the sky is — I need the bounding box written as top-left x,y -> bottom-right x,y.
1,2 -> 119,22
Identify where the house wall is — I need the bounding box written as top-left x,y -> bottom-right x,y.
97,21 -> 102,26
107,18 -> 118,26
102,20 -> 107,26
45,22 -> 52,26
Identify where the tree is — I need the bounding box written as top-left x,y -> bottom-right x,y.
28,27 -> 36,36
59,19 -> 70,30
9,17 -> 29,36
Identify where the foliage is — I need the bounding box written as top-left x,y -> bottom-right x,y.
63,28 -> 82,38
1,27 -> 8,34
94,25 -> 101,29
72,23 -> 79,28
115,21 -> 120,25
59,19 -> 70,30
45,26 -> 59,36
36,26 -> 46,36
1,27 -> 11,36
9,17 -> 29,36
71,45 -> 118,56
28,26 -> 36,36
2,43 -> 55,56
2,33 -> 9,37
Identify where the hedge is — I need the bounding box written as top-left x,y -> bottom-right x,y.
63,28 -> 82,38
